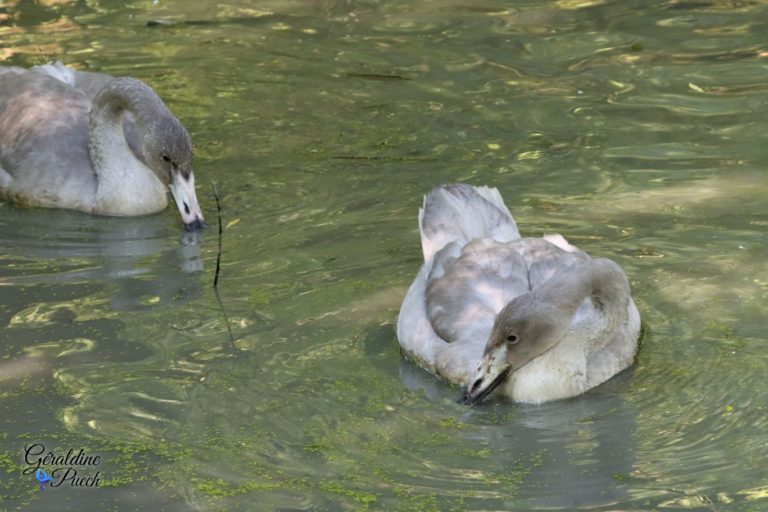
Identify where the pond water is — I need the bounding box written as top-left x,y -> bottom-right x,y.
1,0 -> 767,510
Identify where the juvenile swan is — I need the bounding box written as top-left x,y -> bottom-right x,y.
0,62 -> 204,229
396,184 -> 640,404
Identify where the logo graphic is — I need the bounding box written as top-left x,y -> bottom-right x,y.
35,469 -> 53,490
24,444 -> 102,490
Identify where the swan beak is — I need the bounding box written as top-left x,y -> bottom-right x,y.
461,346 -> 510,405
170,171 -> 205,231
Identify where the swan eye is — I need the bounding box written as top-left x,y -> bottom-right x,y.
506,334 -> 519,344
161,154 -> 171,163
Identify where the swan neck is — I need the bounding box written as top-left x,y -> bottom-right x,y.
88,79 -> 167,215
516,258 -> 629,370
583,258 -> 631,318
534,258 -> 630,336
89,84 -> 131,167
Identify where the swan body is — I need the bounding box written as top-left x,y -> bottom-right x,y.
397,184 -> 640,404
0,62 -> 204,229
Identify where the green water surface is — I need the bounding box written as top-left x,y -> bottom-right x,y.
1,0 -> 767,510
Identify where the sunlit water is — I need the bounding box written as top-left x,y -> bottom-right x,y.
1,0 -> 767,510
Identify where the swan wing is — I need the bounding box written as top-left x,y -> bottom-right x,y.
0,69 -> 95,208
398,184 -> 521,378
397,263 -> 450,374
426,238 -> 529,344
515,237 -> 590,289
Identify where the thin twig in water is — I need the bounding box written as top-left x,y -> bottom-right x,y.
210,182 -> 236,349
345,72 -> 410,80
212,182 -> 223,289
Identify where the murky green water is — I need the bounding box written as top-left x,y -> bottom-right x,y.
1,0 -> 767,510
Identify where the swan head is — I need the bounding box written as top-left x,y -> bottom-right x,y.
141,116 -> 205,230
461,292 -> 571,405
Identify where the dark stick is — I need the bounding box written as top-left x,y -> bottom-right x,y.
212,182 -> 223,289
210,182 -> 236,349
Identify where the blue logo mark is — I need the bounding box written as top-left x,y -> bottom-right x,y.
36,469 -> 53,490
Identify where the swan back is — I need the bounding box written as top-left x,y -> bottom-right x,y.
0,71 -> 94,210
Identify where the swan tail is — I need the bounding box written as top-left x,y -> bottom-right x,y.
31,61 -> 76,87
542,233 -> 580,253
419,184 -> 520,261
